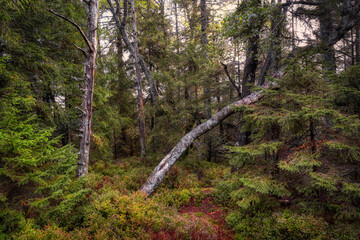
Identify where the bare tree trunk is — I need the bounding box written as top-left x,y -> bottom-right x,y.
77,0 -> 99,176
114,31 -> 125,159
48,1 -> 99,177
356,24 -> 360,63
45,2 -> 100,174
140,82 -> 274,196
201,0 -> 212,161
130,0 -> 146,157
107,0 -> 158,107
351,28 -> 355,65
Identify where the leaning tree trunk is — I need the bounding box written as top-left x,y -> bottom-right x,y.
140,82 -> 274,196
77,0 -> 99,176
130,0 -> 146,157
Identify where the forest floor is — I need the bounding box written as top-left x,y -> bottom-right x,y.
152,188 -> 234,240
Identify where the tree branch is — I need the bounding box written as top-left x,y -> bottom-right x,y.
288,1 -> 360,57
74,44 -> 88,57
281,0 -> 321,7
220,62 -> 241,98
46,8 -> 94,52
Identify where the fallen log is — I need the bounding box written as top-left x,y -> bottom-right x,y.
140,82 -> 274,196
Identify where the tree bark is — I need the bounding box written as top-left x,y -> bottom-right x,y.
140,82 -> 274,196
77,0 -> 99,176
130,0 -> 146,157
48,1 -> 99,177
318,2 -> 336,77
201,0 -> 212,161
356,24 -> 360,63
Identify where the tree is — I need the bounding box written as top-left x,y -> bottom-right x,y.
47,0 -> 100,176
130,0 -> 147,157
201,0 -> 212,161
286,0 -> 360,74
107,0 -> 159,108
140,82 -> 274,196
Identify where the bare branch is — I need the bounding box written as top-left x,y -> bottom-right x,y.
46,8 -> 94,52
74,44 -> 88,57
220,62 -> 241,98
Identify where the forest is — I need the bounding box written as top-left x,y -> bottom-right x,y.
1,0 -> 360,239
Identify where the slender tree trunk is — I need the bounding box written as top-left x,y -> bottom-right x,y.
175,2 -> 181,102
77,0 -> 99,177
140,82 -> 274,196
351,28 -> 355,65
114,32 -> 125,159
201,0 -> 212,161
130,0 -> 146,157
356,24 -> 360,63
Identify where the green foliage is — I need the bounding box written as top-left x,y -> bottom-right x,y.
342,182 -> 360,199
309,172 -> 338,193
272,211 -> 328,239
0,94 -> 60,184
15,221 -> 90,240
0,209 -> 26,239
222,0 -> 276,40
278,152 -> 322,173
213,179 -> 239,204
227,141 -> 282,168
332,64 -> 360,113
227,210 -> 330,240
323,141 -> 360,162
213,60 -> 360,238
230,175 -> 290,210
2,0 -> 360,239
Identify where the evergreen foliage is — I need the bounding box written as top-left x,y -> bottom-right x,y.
1,0 -> 360,239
